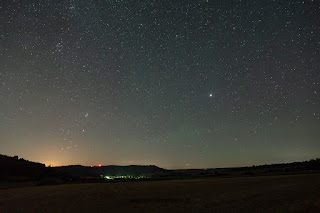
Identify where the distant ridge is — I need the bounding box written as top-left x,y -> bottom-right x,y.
0,154 -> 168,179
1,154 -> 320,182
53,165 -> 168,177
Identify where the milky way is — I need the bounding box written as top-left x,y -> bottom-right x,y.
1,1 -> 319,168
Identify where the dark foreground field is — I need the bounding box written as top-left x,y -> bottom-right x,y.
1,174 -> 320,213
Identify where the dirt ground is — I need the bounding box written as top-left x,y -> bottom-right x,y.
1,174 -> 320,213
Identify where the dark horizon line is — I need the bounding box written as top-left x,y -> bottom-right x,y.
2,153 -> 318,171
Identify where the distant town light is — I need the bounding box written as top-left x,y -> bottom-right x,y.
98,164 -> 102,167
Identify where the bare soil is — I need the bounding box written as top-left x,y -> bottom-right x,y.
1,173 -> 320,213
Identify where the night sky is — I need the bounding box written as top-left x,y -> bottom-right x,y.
1,0 -> 320,169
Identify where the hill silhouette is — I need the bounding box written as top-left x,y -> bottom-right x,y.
1,153 -> 320,188
0,154 -> 46,181
53,165 -> 167,177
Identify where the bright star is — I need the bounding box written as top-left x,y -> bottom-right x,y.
209,93 -> 213,97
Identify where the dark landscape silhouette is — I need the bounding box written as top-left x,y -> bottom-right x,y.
1,154 -> 320,188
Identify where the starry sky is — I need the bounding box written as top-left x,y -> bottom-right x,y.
1,0 -> 320,169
